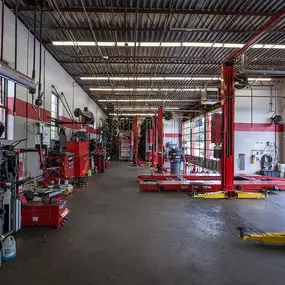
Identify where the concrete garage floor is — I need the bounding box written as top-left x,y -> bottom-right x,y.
1,162 -> 285,284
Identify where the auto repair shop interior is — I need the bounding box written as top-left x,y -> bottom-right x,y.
1,0 -> 285,284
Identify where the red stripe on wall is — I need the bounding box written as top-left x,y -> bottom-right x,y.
8,98 -> 51,123
235,123 -> 284,132
7,98 -> 95,133
164,133 -> 182,138
59,116 -> 94,132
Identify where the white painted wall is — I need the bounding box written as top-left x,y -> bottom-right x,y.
164,118 -> 181,148
234,87 -> 278,174
0,3 -> 106,176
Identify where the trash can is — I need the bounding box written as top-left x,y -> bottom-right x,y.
0,208 -> 5,268
170,148 -> 182,174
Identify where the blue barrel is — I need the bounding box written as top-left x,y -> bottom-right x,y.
170,148 -> 182,174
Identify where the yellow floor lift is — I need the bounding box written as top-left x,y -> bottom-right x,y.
238,227 -> 285,245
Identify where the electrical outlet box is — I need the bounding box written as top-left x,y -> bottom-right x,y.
42,127 -> 50,146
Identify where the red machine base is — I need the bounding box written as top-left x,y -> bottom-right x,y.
138,173 -> 220,180
21,200 -> 69,228
139,175 -> 285,193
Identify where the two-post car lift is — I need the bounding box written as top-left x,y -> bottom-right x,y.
138,14 -> 285,199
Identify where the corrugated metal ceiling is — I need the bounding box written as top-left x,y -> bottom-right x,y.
5,0 -> 285,111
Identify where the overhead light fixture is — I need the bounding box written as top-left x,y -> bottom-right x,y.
98,99 -> 199,102
85,77 -> 271,82
272,45 -> 285,49
182,42 -> 213,47
114,107 -> 158,110
139,42 -> 161,47
110,113 -> 156,116
223,43 -> 244,48
82,76 -> 220,81
252,44 -> 263,49
52,41 -> 285,49
213,43 -> 224,47
248,78 -> 271,81
165,107 -> 179,110
52,41 -> 96,46
161,42 -> 181,47
90,88 -> 201,91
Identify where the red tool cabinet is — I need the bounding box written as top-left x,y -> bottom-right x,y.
66,141 -> 90,178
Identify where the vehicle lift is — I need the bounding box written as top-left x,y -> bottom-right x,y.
138,64 -> 272,198
156,106 -> 164,173
140,64 -> 285,199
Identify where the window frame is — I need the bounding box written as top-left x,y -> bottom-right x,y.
0,78 -> 8,140
50,91 -> 59,140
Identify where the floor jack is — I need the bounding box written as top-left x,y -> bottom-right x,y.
237,227 -> 285,244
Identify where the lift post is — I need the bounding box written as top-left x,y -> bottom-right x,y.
157,106 -> 164,172
152,116 -> 158,166
221,62 -> 235,192
132,115 -> 139,165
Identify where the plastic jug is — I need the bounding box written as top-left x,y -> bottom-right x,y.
2,236 -> 16,260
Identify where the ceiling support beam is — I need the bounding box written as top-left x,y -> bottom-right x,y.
11,7 -> 278,17
41,26 -> 285,35
228,10 -> 285,61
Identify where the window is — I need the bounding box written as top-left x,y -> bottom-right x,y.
0,78 -> 8,139
50,92 -> 59,140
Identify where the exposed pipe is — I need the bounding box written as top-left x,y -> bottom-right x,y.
37,0 -> 43,102
51,85 -> 73,119
43,49 -> 47,109
72,81 -> 76,112
32,0 -> 37,80
270,86 -> 273,112
249,86 -> 253,127
1,0 -> 4,61
244,69 -> 285,76
13,0 -> 19,116
0,0 -> 4,115
61,92 -> 74,120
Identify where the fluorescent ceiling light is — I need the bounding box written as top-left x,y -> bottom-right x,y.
98,99 -> 199,102
52,41 -> 96,46
193,77 -> 220,80
182,42 -> 213,47
263,44 -> 275,49
95,42 -> 116,46
90,88 -> 201,91
85,76 -> 270,82
52,41 -> 285,50
165,77 -> 186,80
213,43 -> 224,47
139,42 -> 160,47
82,76 -> 219,81
165,107 -> 179,110
252,44 -> 263,48
115,107 -> 158,110
272,45 -> 285,49
248,77 -> 272,81
223,43 -> 244,48
110,113 -> 155,116
161,42 -> 182,47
